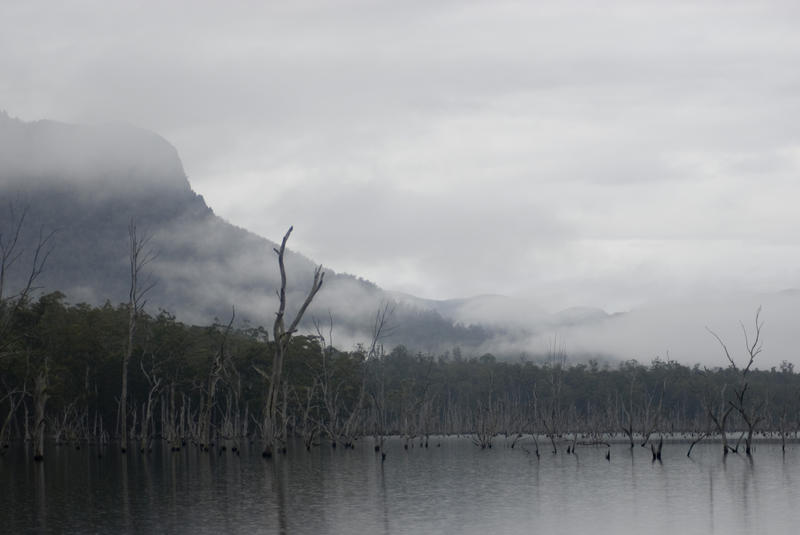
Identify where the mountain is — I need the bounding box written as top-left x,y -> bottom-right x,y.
4,112 -> 653,360
0,112 -> 500,352
10,113 -> 795,367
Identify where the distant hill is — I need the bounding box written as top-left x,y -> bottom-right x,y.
3,112 -> 653,360
0,112 -> 499,353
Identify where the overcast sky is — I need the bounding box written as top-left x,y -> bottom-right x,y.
3,0 -> 800,313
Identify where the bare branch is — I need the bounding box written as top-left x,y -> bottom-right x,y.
286,265 -> 324,336
263,226 -> 324,456
740,306 -> 763,376
368,302 -> 396,358
706,327 -> 736,371
272,226 -> 293,341
0,204 -> 56,357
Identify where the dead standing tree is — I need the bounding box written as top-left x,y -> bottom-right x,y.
617,363 -> 638,449
138,358 -> 162,453
198,310 -> 235,451
365,303 -> 394,455
688,374 -> 734,457
259,227 -> 324,458
0,205 -> 53,461
639,379 -> 666,448
341,304 -> 395,449
536,339 -> 567,454
120,221 -> 156,453
0,378 -> 26,449
0,204 -> 54,356
707,307 -> 765,456
31,356 -> 48,461
313,314 -> 344,447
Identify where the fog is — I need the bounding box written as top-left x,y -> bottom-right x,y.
0,115 -> 186,191
464,291 -> 799,369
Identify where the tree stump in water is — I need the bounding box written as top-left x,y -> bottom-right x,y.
651,437 -> 663,462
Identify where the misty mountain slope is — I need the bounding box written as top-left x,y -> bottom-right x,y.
5,113 -> 795,366
0,112 -> 498,352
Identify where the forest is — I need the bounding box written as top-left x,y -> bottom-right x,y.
1,218 -> 799,463
2,287 -> 799,461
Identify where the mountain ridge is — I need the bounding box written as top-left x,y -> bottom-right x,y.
0,113 -> 500,352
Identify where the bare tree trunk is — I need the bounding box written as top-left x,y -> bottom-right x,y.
200,311 -> 234,451
640,380 -> 666,447
296,377 -> 319,451
687,431 -> 708,457
24,401 -> 30,442
279,381 -> 290,452
257,227 -> 324,458
650,435 -> 663,462
0,384 -> 26,448
0,205 -> 53,460
0,204 -> 54,358
121,327 -> 131,452
129,405 -> 137,447
242,402 -> 249,441
120,221 -> 156,453
779,408 -> 788,454
139,360 -> 161,453
32,360 -> 48,461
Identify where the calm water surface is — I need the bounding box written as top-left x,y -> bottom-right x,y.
1,437 -> 798,534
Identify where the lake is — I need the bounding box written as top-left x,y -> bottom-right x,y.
1,437 -> 798,534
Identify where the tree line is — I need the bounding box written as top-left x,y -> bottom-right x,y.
1,288 -> 798,460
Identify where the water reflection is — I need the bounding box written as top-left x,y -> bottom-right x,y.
378,461 -> 390,535
1,439 -> 799,533
121,454 -> 130,531
35,462 -> 46,533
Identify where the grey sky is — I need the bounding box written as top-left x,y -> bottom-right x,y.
3,0 -> 800,314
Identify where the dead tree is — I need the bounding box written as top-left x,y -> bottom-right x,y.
618,368 -> 637,449
776,388 -> 799,454
537,340 -> 566,454
650,435 -> 663,462
707,307 -> 765,456
198,310 -> 234,451
0,205 -> 53,460
340,307 -> 395,448
640,379 -> 666,447
339,367 -> 366,449
259,227 -> 324,458
219,351 -> 246,452
366,303 -> 394,455
472,395 -> 497,449
296,377 -> 320,451
120,220 -> 156,453
31,357 -> 48,461
368,351 -> 388,454
0,378 -> 27,449
691,375 -> 735,456
313,314 -> 343,446
138,358 -> 163,453
0,204 -> 54,357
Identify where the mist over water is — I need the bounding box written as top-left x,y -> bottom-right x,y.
2,438 -> 798,534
